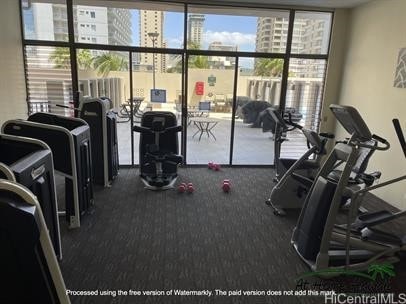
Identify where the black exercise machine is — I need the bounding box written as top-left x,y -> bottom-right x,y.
0,134 -> 62,258
265,108 -> 334,215
292,104 -> 406,273
2,113 -> 94,228
79,96 -> 119,187
133,111 -> 183,190
269,108 -> 332,183
0,179 -> 70,303
266,108 -> 334,215
260,106 -> 303,134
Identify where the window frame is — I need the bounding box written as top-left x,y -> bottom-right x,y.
19,1 -> 334,166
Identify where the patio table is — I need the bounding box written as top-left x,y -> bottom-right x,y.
190,117 -> 218,141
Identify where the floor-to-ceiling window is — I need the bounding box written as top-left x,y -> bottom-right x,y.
131,51 -> 183,165
21,0 -> 72,116
20,0 -> 333,166
281,11 -> 332,159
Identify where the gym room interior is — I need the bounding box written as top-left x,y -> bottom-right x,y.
0,0 -> 405,303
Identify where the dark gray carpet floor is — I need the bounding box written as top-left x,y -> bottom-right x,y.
59,168 -> 406,304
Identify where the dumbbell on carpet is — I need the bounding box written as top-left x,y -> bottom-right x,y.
222,179 -> 231,192
178,182 -> 187,193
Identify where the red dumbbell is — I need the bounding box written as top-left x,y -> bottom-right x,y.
178,182 -> 187,193
213,164 -> 221,171
187,183 -> 194,193
222,179 -> 231,192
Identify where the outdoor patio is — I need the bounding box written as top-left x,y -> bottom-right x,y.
116,108 -> 308,165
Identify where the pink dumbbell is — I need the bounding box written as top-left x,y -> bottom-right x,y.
222,179 -> 231,192
178,182 -> 187,193
187,183 -> 194,193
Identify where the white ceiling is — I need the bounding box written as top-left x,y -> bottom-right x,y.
87,0 -> 375,10
210,0 -> 374,9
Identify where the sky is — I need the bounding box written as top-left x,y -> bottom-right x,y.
130,11 -> 258,54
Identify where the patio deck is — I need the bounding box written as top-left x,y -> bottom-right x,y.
116,110 -> 308,165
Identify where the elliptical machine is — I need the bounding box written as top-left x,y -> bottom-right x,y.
266,108 -> 381,216
270,109 -> 331,183
133,111 -> 183,190
266,108 -> 334,215
292,105 -> 406,274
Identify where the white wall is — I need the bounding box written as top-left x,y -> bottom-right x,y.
0,0 -> 27,126
337,0 -> 406,208
320,9 -> 350,134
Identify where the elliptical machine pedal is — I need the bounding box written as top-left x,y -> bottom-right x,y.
266,199 -> 287,216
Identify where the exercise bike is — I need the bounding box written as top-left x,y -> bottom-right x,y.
133,111 -> 183,190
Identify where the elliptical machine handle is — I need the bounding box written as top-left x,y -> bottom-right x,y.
286,112 -> 303,130
319,132 -> 335,139
356,134 -> 390,151
132,125 -> 153,134
371,134 -> 390,151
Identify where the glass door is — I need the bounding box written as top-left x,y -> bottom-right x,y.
76,49 -> 131,164
186,54 -> 234,164
232,56 -> 283,165
131,52 -> 183,165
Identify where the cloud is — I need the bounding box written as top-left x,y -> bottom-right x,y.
166,37 -> 183,48
203,31 -> 256,48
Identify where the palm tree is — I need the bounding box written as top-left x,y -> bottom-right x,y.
187,41 -> 210,69
254,58 -> 284,77
187,41 -> 201,50
367,263 -> 395,281
189,55 -> 209,69
50,48 -> 93,70
77,49 -> 93,70
50,47 -> 70,69
167,54 -> 209,73
93,53 -> 128,77
167,41 -> 205,73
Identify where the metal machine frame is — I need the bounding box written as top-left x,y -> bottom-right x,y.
292,104 -> 406,273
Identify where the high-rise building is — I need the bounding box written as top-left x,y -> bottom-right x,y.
256,16 -> 328,54
75,6 -> 109,45
23,3 -> 132,53
208,41 -> 237,69
208,41 -> 237,52
255,15 -> 329,77
139,10 -> 165,73
187,14 -> 205,47
107,8 -> 132,46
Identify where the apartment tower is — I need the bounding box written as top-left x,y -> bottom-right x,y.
187,14 -> 205,47
139,10 -> 165,73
